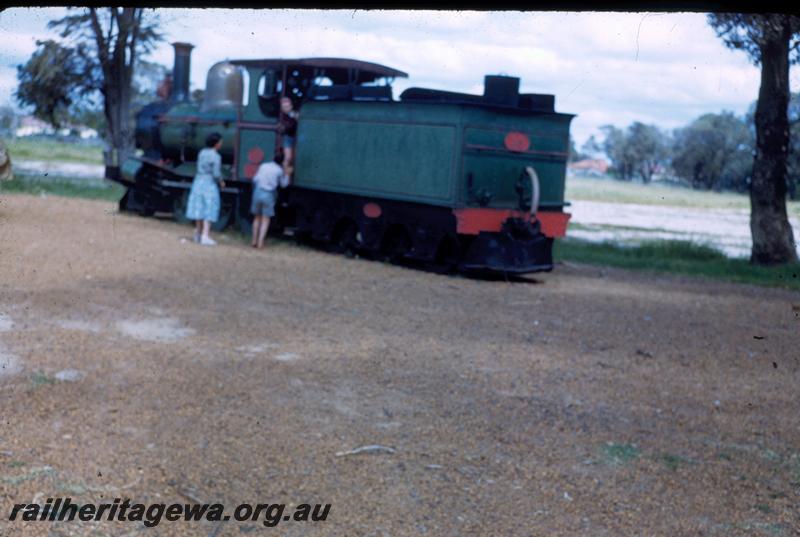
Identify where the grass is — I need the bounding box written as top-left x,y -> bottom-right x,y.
30,371 -> 56,387
659,453 -> 693,472
5,137 -> 103,164
566,175 -> 800,220
555,238 -> 800,291
600,442 -> 641,465
0,172 -> 124,202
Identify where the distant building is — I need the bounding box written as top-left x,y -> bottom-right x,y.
71,126 -> 99,140
15,116 -> 54,137
14,116 -> 98,139
568,158 -> 610,177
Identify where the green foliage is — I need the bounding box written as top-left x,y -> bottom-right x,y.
600,443 -> 640,465
16,9 -> 163,164
707,14 -> 800,66
600,122 -> 669,182
30,371 -> 56,387
660,453 -> 692,471
191,88 -> 205,104
672,112 -> 754,192
15,40 -> 96,128
568,135 -> 588,162
133,59 -> 170,111
0,107 -> 16,132
708,14 -> 800,265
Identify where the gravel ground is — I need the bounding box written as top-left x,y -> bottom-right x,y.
0,194 -> 798,536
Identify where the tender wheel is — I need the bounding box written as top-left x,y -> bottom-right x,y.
380,226 -> 411,264
329,220 -> 359,258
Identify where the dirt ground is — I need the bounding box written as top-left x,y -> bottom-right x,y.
0,194 -> 798,536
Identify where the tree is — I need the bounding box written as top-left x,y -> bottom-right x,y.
568,136 -> 588,162
133,59 -> 170,110
192,88 -> 205,104
790,92 -> 800,199
581,135 -> 602,157
672,112 -> 754,192
17,8 -> 162,169
708,14 -> 800,264
600,125 -> 634,180
627,122 -> 669,184
748,93 -> 800,199
0,106 -> 17,134
16,39 -> 94,129
600,123 -> 669,182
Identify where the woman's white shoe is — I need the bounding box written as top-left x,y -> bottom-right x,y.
200,236 -> 217,246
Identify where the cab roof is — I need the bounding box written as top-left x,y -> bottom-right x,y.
229,58 -> 408,83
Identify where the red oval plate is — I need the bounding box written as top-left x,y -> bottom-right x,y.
504,132 -> 530,152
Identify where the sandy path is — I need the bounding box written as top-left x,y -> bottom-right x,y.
0,194 -> 798,536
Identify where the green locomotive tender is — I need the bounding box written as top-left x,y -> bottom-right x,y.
114,42 -> 574,273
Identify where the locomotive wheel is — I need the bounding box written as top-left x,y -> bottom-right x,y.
172,191 -> 191,224
211,202 -> 233,232
329,220 -> 359,258
122,187 -> 154,216
430,236 -> 461,275
118,189 -> 131,213
380,226 -> 411,265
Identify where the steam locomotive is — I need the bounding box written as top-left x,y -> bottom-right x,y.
111,42 -> 574,273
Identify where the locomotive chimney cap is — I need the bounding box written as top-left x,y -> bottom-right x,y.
172,42 -> 194,52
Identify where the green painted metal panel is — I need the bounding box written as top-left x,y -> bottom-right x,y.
237,128 -> 277,180
292,100 -> 571,209
461,154 -> 566,209
295,107 -> 459,205
458,107 -> 571,209
463,126 -> 567,154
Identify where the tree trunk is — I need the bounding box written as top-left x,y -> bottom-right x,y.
750,23 -> 798,264
95,8 -> 135,169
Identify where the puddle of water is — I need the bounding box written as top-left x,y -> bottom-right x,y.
116,318 -> 195,343
14,159 -> 105,181
0,347 -> 21,378
0,314 -> 13,332
569,200 -> 800,258
56,319 -> 102,333
54,369 -> 85,382
235,342 -> 280,356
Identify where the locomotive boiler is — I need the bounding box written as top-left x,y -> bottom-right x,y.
111,42 -> 575,273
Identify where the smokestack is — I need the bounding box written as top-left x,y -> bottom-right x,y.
171,42 -> 194,103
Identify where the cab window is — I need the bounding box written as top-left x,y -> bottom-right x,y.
257,69 -> 280,118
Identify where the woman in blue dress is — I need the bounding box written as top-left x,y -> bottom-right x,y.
186,133 -> 224,245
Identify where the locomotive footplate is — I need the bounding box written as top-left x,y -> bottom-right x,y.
460,218 -> 553,274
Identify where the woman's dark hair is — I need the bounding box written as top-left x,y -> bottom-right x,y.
205,132 -> 223,148
273,149 -> 284,165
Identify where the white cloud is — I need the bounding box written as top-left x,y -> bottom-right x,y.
0,8 -> 793,146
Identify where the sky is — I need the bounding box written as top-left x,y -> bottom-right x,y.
1,8 -> 798,146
